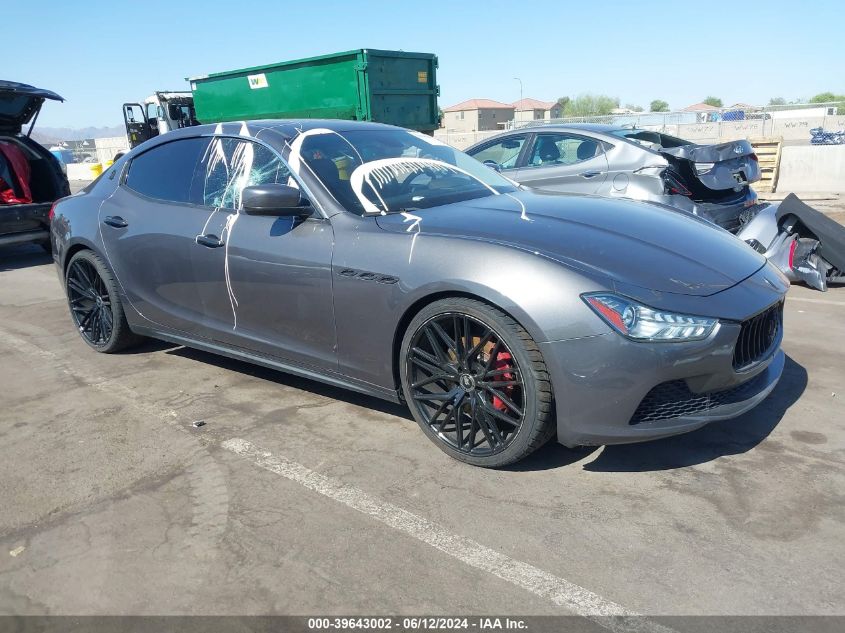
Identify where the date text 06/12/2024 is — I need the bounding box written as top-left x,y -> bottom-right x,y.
307,617 -> 528,630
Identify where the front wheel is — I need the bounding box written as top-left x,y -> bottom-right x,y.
65,250 -> 142,352
400,298 -> 555,467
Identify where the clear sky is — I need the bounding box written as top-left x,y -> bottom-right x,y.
8,0 -> 844,129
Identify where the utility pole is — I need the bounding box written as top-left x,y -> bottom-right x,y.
513,78 -> 523,129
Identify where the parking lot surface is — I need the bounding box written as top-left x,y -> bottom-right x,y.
0,239 -> 843,619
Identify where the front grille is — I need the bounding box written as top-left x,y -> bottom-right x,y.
630,371 -> 771,425
732,302 -> 783,370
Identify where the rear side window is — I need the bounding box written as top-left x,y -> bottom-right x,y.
528,133 -> 605,167
124,137 -> 209,203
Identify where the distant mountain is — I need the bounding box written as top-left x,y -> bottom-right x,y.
32,125 -> 125,145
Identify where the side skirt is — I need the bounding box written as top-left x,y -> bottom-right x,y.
130,325 -> 403,404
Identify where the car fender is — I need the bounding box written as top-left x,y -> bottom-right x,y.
330,214 -> 612,390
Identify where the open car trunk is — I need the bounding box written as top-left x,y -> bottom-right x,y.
660,139 -> 761,200
0,136 -> 69,245
0,80 -> 69,247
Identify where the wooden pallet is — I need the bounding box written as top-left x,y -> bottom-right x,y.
748,137 -> 783,193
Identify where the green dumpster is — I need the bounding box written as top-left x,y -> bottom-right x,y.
189,49 -> 440,132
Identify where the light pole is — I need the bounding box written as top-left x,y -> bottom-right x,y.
513,78 -> 523,129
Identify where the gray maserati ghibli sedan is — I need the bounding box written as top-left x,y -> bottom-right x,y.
50,120 -> 788,467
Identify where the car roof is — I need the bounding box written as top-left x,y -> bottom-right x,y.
511,123 -> 621,134
124,119 -> 415,162
174,119 -> 404,141
466,123 -> 626,151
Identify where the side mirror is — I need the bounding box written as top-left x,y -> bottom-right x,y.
241,183 -> 312,217
482,160 -> 502,172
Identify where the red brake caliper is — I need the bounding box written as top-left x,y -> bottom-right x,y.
491,351 -> 514,412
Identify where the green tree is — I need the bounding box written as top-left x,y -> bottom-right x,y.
624,103 -> 644,112
809,92 -> 845,103
563,94 -> 620,117
649,99 -> 669,112
703,96 -> 723,108
768,97 -> 786,106
556,96 -> 570,109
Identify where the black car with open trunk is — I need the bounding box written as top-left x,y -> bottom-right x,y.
0,80 -> 70,250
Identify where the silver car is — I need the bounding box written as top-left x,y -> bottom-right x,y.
466,123 -> 761,232
52,120 -> 787,467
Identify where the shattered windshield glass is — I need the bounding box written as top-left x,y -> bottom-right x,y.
287,129 -> 518,215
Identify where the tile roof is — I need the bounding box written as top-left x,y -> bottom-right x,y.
682,102 -> 721,112
443,98 -> 515,112
512,98 -> 557,110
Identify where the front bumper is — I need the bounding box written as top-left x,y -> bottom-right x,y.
541,287 -> 786,448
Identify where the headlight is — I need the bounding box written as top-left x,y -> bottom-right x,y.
582,293 -> 718,342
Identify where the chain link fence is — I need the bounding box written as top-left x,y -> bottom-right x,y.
436,102 -> 845,150
512,102 -> 845,143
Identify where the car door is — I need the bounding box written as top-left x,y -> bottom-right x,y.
465,134 -> 529,181
191,136 -> 337,372
100,136 -> 223,335
516,132 -> 610,194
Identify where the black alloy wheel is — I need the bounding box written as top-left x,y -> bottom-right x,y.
67,257 -> 113,346
65,250 -> 141,353
401,298 -> 554,467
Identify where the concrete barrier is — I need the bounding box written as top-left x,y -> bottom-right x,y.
776,145 -> 845,193
66,163 -> 98,181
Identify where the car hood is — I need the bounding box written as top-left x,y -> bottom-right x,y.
0,80 -> 64,133
374,190 -> 766,297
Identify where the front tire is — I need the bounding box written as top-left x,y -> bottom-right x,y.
65,250 -> 142,353
400,298 -> 554,467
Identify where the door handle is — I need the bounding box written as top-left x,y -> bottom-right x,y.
579,171 -> 602,179
103,215 -> 128,228
195,234 -> 224,248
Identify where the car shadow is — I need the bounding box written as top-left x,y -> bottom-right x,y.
121,338 -> 182,354
0,244 -> 52,271
506,354 -> 807,473
161,345 -> 805,473
583,354 -> 807,472
164,346 -> 413,421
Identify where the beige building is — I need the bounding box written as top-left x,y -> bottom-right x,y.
512,98 -> 562,123
441,99 -> 515,132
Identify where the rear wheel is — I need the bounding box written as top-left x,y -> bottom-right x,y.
400,298 -> 554,467
65,250 -> 142,353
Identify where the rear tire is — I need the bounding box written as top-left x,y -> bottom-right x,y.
400,298 -> 555,467
65,250 -> 142,353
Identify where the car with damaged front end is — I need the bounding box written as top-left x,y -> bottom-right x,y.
51,120 -> 788,467
466,124 -> 763,233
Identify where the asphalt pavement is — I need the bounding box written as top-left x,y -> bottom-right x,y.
0,239 -> 842,621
